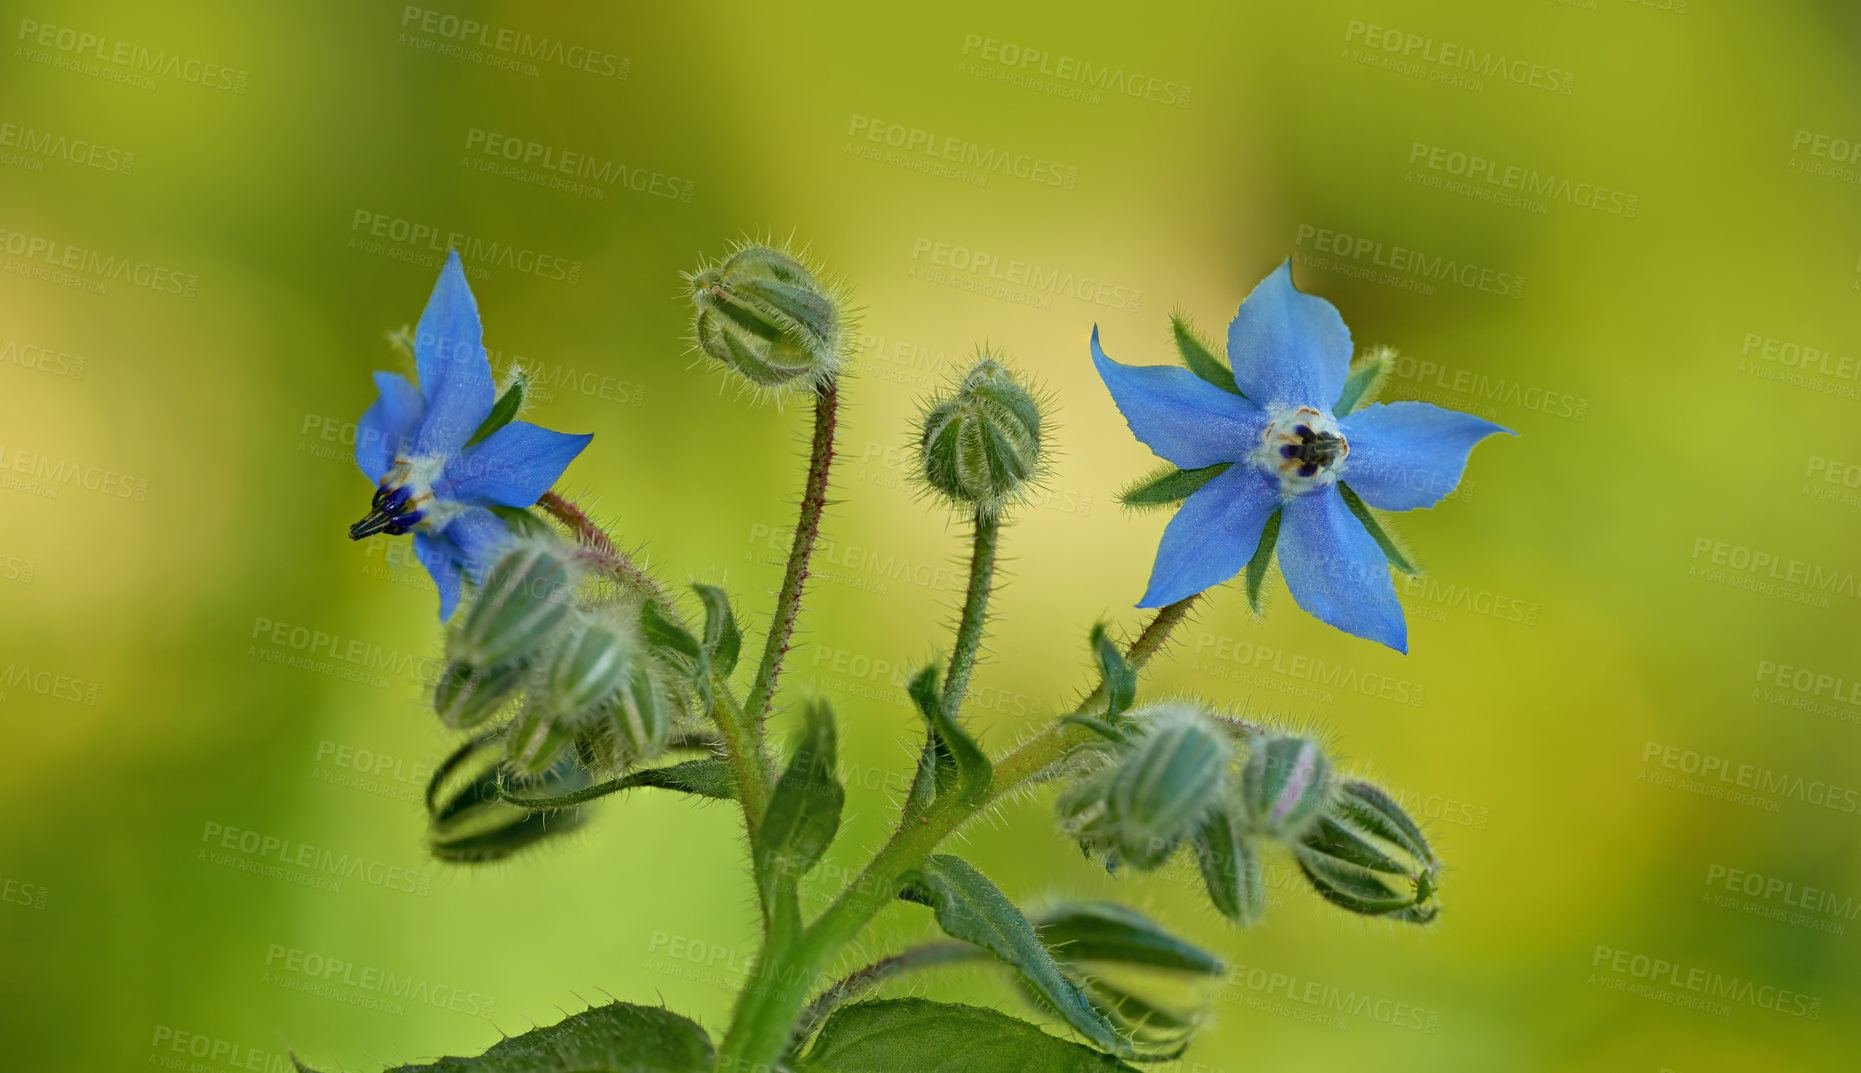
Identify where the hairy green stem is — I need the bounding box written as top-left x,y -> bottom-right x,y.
537,491 -> 669,606
746,379 -> 840,727
941,510 -> 1000,713
715,594 -> 1202,1072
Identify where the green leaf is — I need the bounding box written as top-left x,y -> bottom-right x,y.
465,369 -> 530,448
1116,462 -> 1229,511
692,584 -> 742,676
293,998 -> 712,1072
1337,482 -> 1417,574
1244,509 -> 1281,614
641,601 -> 710,704
1332,352 -> 1387,415
756,700 -> 844,915
1170,314 -> 1239,396
908,665 -> 992,805
899,856 -> 1129,1057
1034,902 -> 1223,975
497,756 -> 738,810
803,999 -> 1138,1073
1088,623 -> 1136,724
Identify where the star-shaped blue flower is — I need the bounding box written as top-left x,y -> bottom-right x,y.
1092,261 -> 1510,652
349,251 -> 592,620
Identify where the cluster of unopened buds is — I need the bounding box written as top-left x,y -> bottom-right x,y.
309,236 -> 1505,1073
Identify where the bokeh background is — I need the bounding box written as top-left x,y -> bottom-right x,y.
3,1 -> 1859,1069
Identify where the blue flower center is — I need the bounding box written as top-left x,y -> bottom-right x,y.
349,480 -> 426,539
1256,406 -> 1349,493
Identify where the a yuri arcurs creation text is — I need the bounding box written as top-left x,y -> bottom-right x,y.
310,240 -> 1508,1072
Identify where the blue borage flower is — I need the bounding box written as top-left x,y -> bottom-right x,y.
1092,261 -> 1510,652
350,252 -> 592,620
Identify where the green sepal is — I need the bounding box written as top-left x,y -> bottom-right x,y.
1190,806 -> 1265,926
802,999 -> 1138,1073
486,504 -> 553,540
1332,352 -> 1387,416
1089,623 -> 1136,724
1244,510 -> 1281,614
1034,902 -> 1223,975
1170,314 -> 1239,396
292,998 -> 713,1072
1060,715 -> 1128,744
1076,978 -> 1199,1049
496,756 -> 738,810
1337,481 -> 1417,574
908,664 -> 992,805
424,737 -> 589,865
692,583 -> 742,676
641,600 -> 710,705
465,369 -> 530,448
898,855 -> 1131,1058
756,700 -> 844,920
1117,463 -> 1229,511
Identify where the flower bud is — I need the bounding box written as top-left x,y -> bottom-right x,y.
433,659 -> 525,729
918,354 -> 1045,515
689,243 -> 850,390
1292,779 -> 1439,923
1191,805 -> 1265,926
1240,734 -> 1331,837
1105,706 -> 1232,870
448,541 -> 576,669
504,701 -> 580,778
543,612 -> 640,718
599,657 -> 671,763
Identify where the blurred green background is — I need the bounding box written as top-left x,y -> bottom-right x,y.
3,1 -> 1859,1069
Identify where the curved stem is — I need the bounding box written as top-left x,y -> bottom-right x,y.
715,594 -> 1203,1072
537,491 -> 669,606
746,379 -> 839,724
941,510 -> 1000,714
792,942 -> 983,1051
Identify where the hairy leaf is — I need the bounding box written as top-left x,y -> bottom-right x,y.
908,665 -> 992,805
1089,623 -> 1136,724
1337,482 -> 1417,574
900,856 -> 1128,1056
757,701 -> 844,913
1035,902 -> 1222,975
1117,462 -> 1229,511
692,583 -> 742,676
293,999 -> 712,1072
1169,314 -> 1239,396
803,999 -> 1137,1073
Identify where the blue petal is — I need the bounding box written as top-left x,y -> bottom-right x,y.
410,251 -> 496,457
1277,488 -> 1406,652
440,507 -> 515,585
1338,402 -> 1512,511
1138,464 -> 1279,608
436,422 -> 593,508
413,531 -> 465,621
1091,326 -> 1264,469
355,372 -> 425,481
1226,261 -> 1352,410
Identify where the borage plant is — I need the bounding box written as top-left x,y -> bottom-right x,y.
311,243 -> 1506,1073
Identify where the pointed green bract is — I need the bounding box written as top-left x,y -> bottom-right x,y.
803,999 -> 1138,1073
899,856 -> 1131,1058
1034,903 -> 1222,975
1337,481 -> 1417,574
464,369 -> 530,448
1332,350 -> 1388,415
1117,462 -> 1229,510
433,659 -> 525,729
1244,510 -> 1281,614
1293,778 -> 1440,924
1169,314 -> 1239,395
293,999 -> 713,1072
908,663 -> 992,805
1190,805 -> 1264,925
1089,623 -> 1137,724
693,583 -> 742,675
756,700 -> 844,915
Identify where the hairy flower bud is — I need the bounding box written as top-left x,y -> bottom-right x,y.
449,541 -> 576,669
1240,734 -> 1331,837
504,700 -> 580,778
543,612 -> 640,718
1105,706 -> 1232,870
917,354 -> 1045,515
688,243 -> 850,390
1293,779 -> 1440,923
433,659 -> 526,729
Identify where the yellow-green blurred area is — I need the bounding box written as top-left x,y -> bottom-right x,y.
3,0 -> 1859,1068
